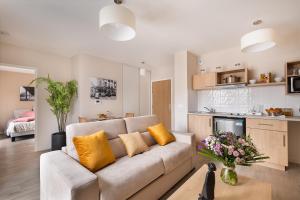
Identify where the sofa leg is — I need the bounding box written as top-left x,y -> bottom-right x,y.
11,137 -> 15,142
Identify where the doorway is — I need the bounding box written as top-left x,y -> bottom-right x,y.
152,79 -> 171,130
0,65 -> 37,144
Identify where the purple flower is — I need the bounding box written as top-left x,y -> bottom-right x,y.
213,143 -> 223,156
197,144 -> 204,150
233,151 -> 239,157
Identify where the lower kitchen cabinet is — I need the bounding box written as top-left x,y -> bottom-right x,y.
246,118 -> 288,170
188,114 -> 213,145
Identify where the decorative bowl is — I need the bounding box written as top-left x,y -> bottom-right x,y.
249,79 -> 256,84
274,77 -> 283,82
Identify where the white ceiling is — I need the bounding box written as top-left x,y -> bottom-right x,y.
0,0 -> 300,69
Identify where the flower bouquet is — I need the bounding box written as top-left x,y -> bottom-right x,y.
198,132 -> 269,185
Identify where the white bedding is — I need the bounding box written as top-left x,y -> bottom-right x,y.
6,120 -> 35,136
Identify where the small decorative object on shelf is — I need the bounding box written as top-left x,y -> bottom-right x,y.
198,132 -> 269,186
198,163 -> 216,200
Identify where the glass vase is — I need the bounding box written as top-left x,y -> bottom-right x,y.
220,165 -> 238,185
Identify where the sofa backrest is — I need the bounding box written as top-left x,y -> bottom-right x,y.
66,119 -> 128,160
124,115 -> 159,146
65,115 -> 161,161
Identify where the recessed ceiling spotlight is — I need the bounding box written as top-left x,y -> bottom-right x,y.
0,30 -> 10,36
252,19 -> 262,26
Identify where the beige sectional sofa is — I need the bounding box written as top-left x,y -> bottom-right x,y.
40,115 -> 195,200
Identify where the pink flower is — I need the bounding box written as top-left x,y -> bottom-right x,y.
238,149 -> 245,155
238,138 -> 245,144
235,157 -> 241,163
233,151 -> 239,157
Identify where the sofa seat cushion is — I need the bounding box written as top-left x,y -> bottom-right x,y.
145,142 -> 192,174
95,153 -> 164,200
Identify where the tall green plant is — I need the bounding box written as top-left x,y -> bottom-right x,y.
31,76 -> 77,133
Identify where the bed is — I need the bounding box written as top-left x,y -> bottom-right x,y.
5,109 -> 35,142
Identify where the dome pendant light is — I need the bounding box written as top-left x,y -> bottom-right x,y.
241,20 -> 276,53
99,0 -> 136,41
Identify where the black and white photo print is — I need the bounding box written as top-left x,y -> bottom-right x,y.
90,77 -> 117,100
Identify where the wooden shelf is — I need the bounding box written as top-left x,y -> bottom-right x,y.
216,82 -> 247,86
287,74 -> 300,78
248,82 -> 286,87
216,68 -> 248,85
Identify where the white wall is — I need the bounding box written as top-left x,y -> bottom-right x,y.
72,54 -> 124,118
0,42 -> 72,151
174,51 -> 198,132
72,54 -> 151,119
174,51 -> 188,132
123,65 -> 140,116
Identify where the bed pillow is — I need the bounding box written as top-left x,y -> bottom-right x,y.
14,109 -> 31,118
13,117 -> 35,122
22,111 -> 35,118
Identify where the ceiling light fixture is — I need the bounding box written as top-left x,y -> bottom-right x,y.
241,20 -> 276,53
99,0 -> 136,41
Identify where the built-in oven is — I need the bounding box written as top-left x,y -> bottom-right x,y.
288,76 -> 300,93
213,116 -> 246,137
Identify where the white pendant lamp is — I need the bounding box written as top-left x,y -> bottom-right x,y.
241,20 -> 276,53
99,0 -> 136,41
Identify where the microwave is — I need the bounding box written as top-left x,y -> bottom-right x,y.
289,76 -> 300,93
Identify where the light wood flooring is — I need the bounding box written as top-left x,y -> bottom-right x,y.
0,137 -> 44,200
0,138 -> 300,200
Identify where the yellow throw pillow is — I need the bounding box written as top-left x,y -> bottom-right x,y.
147,123 -> 175,146
73,131 -> 116,172
119,132 -> 149,157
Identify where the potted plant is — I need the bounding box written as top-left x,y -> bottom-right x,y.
31,75 -> 77,150
198,132 -> 269,185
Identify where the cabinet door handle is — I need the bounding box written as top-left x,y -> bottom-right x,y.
283,135 -> 286,147
258,123 -> 273,126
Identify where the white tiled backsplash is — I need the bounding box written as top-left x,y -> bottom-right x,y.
198,85 -> 300,116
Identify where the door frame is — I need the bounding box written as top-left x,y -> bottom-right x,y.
151,78 -> 173,131
0,63 -> 38,150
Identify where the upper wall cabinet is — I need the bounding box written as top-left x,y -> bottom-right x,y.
192,72 -> 216,90
192,68 -> 248,90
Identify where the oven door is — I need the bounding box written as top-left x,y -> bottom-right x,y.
291,77 -> 300,93
214,117 -> 246,137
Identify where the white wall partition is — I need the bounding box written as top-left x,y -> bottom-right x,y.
122,65 -> 140,116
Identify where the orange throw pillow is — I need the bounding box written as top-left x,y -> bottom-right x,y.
147,123 -> 175,146
73,131 -> 116,172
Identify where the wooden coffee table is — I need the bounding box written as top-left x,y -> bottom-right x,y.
168,165 -> 272,200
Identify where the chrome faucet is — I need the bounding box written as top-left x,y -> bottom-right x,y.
203,107 -> 215,113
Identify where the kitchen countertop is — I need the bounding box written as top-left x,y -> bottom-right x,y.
188,112 -> 300,122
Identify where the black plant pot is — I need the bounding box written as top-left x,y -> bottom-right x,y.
51,132 -> 66,151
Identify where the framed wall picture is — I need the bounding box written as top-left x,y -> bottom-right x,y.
90,77 -> 117,100
20,86 -> 35,101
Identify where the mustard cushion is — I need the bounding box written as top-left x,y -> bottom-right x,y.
119,132 -> 149,157
73,131 -> 116,172
147,123 -> 175,146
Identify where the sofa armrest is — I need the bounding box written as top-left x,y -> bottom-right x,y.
172,132 -> 195,145
40,151 -> 99,200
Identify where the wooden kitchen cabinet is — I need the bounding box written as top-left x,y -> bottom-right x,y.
193,72 -> 216,90
188,114 -> 213,145
246,118 -> 288,170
